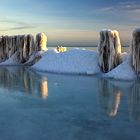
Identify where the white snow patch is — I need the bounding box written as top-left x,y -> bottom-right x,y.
0,52 -> 19,66
32,49 -> 137,80
32,49 -> 100,75
0,47 -> 137,81
104,53 -> 137,80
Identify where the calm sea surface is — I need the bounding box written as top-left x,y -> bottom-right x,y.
48,46 -> 130,53
0,67 -> 139,140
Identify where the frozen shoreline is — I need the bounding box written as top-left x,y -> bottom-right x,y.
0,47 -> 136,80
32,48 -> 137,80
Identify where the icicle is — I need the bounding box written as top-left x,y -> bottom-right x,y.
98,29 -> 122,73
35,33 -> 48,51
131,29 -> 140,74
129,80 -> 140,121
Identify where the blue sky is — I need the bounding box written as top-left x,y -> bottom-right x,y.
0,0 -> 140,46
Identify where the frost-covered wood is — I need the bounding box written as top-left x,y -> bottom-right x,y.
131,29 -> 140,74
98,29 -> 122,72
0,33 -> 48,65
19,34 -> 35,63
35,33 -> 48,51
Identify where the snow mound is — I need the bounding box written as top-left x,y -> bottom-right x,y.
32,49 -> 137,80
32,49 -> 100,75
0,52 -> 19,66
104,53 -> 137,80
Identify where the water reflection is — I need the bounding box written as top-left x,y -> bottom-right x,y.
98,78 -> 140,121
129,80 -> 140,121
0,66 -> 140,121
0,67 -> 48,99
41,79 -> 48,99
98,78 -> 121,117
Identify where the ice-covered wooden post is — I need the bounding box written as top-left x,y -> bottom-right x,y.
131,29 -> 140,74
18,34 -> 35,63
35,33 -> 48,51
98,29 -> 122,72
22,34 -> 35,61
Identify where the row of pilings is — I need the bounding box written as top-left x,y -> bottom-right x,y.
0,29 -> 140,74
98,29 -> 140,74
0,33 -> 47,63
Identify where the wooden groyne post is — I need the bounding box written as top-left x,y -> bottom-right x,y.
131,29 -> 140,74
98,29 -> 122,72
0,33 -> 47,64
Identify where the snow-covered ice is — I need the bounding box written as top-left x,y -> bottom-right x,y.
0,45 -> 137,80
32,48 -> 137,80
32,48 -> 100,75
104,53 -> 137,80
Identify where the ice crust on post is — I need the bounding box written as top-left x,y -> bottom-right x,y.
35,33 -> 48,51
131,29 -> 140,74
0,33 -> 48,65
98,29 -> 122,73
0,34 -> 35,63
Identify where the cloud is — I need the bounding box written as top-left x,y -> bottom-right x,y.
99,1 -> 140,12
0,25 -> 37,31
0,19 -> 23,24
0,26 -> 37,31
99,6 -> 114,12
119,1 -> 140,11
98,1 -> 140,23
0,18 -> 38,31
0,18 -> 33,26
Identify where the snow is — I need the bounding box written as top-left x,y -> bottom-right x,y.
0,52 -> 19,66
32,48 -> 137,80
35,33 -> 48,51
32,48 -> 100,75
0,44 -> 137,81
0,33 -> 47,64
104,53 -> 137,80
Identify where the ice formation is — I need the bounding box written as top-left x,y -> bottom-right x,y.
35,33 -> 48,51
0,34 -> 35,63
32,48 -> 137,80
0,33 -> 47,65
98,29 -> 122,72
104,53 -> 137,80
56,46 -> 67,52
32,49 -> 100,74
131,29 -> 140,74
0,30 -> 139,81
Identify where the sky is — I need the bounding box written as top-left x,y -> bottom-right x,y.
0,0 -> 139,46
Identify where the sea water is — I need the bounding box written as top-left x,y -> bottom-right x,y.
0,67 -> 139,140
48,46 -> 130,53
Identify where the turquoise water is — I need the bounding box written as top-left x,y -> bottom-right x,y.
0,67 -> 140,140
